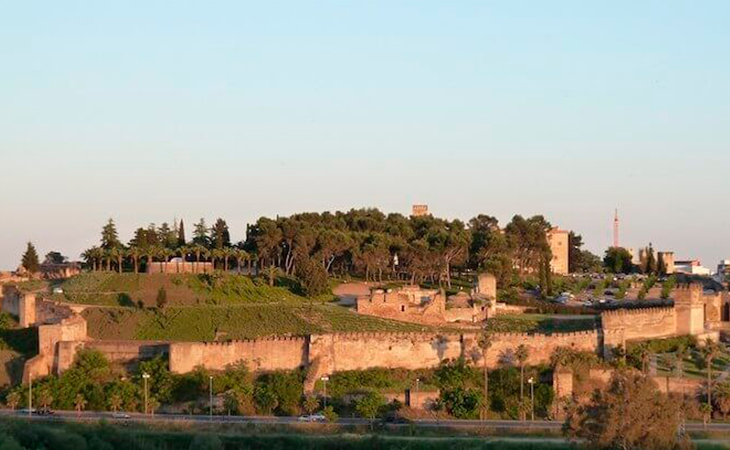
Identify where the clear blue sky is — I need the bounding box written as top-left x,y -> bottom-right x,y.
1,1 -> 729,270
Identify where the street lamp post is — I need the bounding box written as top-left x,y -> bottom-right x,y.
321,376 -> 329,409
142,373 -> 150,415
28,372 -> 33,418
209,376 -> 213,420
528,377 -> 535,422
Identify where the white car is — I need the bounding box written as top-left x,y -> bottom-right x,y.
298,414 -> 325,422
112,412 -> 131,419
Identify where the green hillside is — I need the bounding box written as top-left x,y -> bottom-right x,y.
47,273 -> 449,340
82,304 -> 440,341
52,272 -> 334,307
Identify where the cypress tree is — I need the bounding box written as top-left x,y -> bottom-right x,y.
177,219 -> 186,246
21,242 -> 41,274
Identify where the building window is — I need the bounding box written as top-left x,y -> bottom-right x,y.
401,305 -> 405,312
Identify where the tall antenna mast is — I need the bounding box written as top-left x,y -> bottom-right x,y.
613,209 -> 620,248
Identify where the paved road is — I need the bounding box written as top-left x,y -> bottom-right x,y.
1,409 -> 729,433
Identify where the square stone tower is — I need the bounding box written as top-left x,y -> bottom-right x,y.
674,283 -> 706,336
547,228 -> 570,275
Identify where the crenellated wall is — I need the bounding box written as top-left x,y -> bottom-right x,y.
1,285 -> 36,327
168,337 -> 309,374
57,340 -> 169,373
601,307 -> 677,348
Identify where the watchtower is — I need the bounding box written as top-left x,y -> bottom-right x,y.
674,283 -> 706,336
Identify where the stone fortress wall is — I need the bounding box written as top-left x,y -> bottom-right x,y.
8,280 -> 726,389
147,261 -> 214,275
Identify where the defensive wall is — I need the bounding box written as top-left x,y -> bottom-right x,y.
57,340 -> 169,373
19,282 -> 724,390
147,261 -> 214,275
1,285 -> 37,327
169,337 -> 309,373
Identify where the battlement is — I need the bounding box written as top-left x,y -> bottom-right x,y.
323,331 -> 461,340
601,306 -> 674,317
199,336 -> 310,345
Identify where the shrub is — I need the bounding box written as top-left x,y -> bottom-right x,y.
441,388 -> 482,419
354,391 -> 386,420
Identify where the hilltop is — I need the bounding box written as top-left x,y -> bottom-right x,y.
41,272 -> 452,340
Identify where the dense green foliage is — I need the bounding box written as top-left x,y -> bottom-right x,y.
565,371 -> 691,450
433,359 -> 554,420
485,315 -> 597,334
80,211 -> 597,293
603,247 -> 633,274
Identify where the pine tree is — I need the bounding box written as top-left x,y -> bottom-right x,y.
101,219 -> 121,249
177,219 -> 186,247
211,218 -> 231,249
158,222 -> 176,248
21,242 -> 41,274
193,218 -> 209,247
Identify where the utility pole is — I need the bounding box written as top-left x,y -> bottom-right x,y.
209,376 -> 213,420
142,373 -> 150,415
613,209 -> 620,248
528,377 -> 535,422
28,373 -> 33,418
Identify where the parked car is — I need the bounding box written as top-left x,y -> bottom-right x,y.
36,408 -> 54,416
298,414 -> 325,423
112,412 -> 131,419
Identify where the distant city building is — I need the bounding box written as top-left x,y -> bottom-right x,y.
658,252 -> 675,275
674,259 -> 711,277
411,204 -> 429,217
547,228 -> 569,275
717,260 -> 730,278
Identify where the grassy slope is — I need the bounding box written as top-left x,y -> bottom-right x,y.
486,314 -> 597,334
82,304 -> 441,341
62,273 -> 442,340
61,273 -> 595,341
54,272 -> 334,307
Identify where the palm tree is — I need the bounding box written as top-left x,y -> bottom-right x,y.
636,342 -> 652,374
81,247 -> 101,272
74,393 -> 87,417
223,247 -> 236,272
158,247 -> 173,273
192,244 -> 206,274
303,395 -> 320,415
103,248 -> 112,271
201,248 -> 212,273
148,397 -> 160,416
143,246 -> 156,273
224,391 -> 238,416
6,391 -> 20,411
515,344 -> 529,404
38,388 -> 53,410
702,339 -> 720,417
110,246 -> 125,273
477,330 -> 493,419
127,246 -> 141,274
211,248 -> 225,271
109,393 -> 122,412
675,344 -> 688,379
177,246 -> 190,273
235,249 -> 250,274
714,381 -> 730,420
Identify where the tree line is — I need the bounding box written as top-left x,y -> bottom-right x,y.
77,209 -> 596,289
